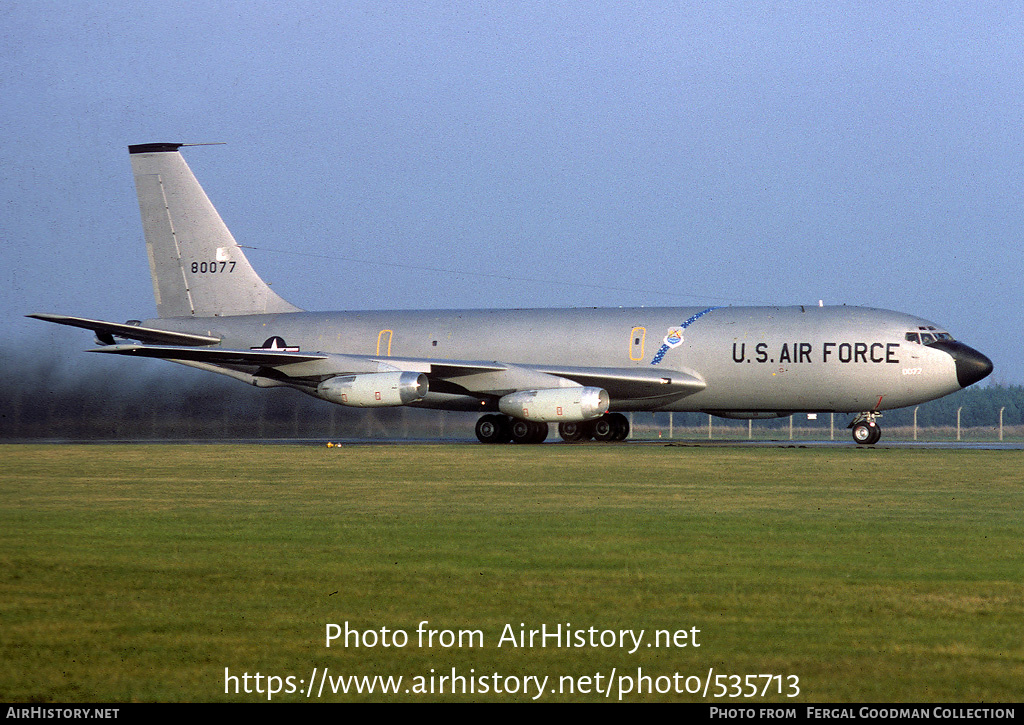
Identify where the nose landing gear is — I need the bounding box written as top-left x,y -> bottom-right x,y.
849,412 -> 882,445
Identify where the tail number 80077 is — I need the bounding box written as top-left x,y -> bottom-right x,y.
191,261 -> 236,274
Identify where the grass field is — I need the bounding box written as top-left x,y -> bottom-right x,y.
1,443 -> 1021,702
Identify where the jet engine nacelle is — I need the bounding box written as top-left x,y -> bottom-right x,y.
498,386 -> 609,422
317,371 -> 428,407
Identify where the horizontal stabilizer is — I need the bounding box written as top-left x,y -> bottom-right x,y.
28,314 -> 220,346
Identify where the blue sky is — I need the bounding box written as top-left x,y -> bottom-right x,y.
3,1 -> 1022,383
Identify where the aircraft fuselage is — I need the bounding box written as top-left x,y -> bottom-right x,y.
145,303 -> 977,416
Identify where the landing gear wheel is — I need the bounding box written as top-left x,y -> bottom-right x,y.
475,414 -> 511,444
558,421 -> 590,442
511,419 -> 549,444
591,413 -> 629,442
851,421 -> 881,445
609,412 -> 630,441
590,416 -> 613,442
590,414 -> 616,442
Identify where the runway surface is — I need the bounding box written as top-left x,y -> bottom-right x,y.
6,437 -> 1021,450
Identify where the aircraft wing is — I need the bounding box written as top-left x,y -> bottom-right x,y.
352,357 -> 705,400
87,345 -> 508,376
37,312 -> 704,402
27,314 -> 220,347
358,357 -> 705,400
87,343 -> 704,403
533,365 -> 705,399
89,343 -> 329,366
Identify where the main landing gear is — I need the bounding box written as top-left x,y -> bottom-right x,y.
475,414 -> 547,444
849,412 -> 882,445
474,413 -> 630,444
570,412 -> 630,442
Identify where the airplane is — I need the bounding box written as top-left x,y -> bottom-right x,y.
30,142 -> 993,445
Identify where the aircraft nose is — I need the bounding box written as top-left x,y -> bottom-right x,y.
930,340 -> 994,388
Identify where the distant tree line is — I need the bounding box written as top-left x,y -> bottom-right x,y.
1,348 -> 1021,440
0,349 -> 470,440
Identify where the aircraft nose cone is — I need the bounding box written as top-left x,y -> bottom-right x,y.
931,340 -> 994,388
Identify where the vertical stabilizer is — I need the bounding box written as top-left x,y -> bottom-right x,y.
129,143 -> 302,318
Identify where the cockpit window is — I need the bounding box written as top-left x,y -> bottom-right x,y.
906,330 -> 954,345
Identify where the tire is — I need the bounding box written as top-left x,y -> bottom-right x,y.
609,412 -> 630,441
852,421 -> 879,445
591,415 -> 617,442
558,421 -> 590,442
511,419 -> 548,444
475,414 -> 511,444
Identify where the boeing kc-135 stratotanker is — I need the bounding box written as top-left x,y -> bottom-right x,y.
31,143 -> 993,444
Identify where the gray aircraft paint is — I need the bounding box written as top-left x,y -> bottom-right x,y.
138,304 -> 966,413
31,144 -> 993,442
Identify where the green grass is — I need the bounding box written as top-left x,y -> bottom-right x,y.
1,444 -> 1021,702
